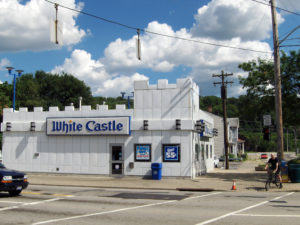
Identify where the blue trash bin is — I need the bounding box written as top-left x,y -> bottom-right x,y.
281,160 -> 288,183
151,163 -> 162,180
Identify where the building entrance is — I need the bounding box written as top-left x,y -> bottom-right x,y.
111,145 -> 123,175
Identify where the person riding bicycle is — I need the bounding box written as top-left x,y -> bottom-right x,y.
264,153 -> 283,188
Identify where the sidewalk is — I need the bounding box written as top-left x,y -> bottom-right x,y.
27,161 -> 300,192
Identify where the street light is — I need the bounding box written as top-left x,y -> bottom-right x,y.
6,67 -> 23,112
120,92 -> 134,109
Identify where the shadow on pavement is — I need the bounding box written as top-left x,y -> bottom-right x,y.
204,172 -> 266,182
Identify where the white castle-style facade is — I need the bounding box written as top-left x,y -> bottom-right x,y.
1,78 -> 215,178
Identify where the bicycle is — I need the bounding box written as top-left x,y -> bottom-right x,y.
265,169 -> 281,191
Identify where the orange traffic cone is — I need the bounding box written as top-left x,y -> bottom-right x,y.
232,180 -> 237,190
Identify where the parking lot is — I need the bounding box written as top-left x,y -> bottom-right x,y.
0,185 -> 299,225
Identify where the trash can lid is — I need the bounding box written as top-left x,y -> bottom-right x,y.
151,163 -> 162,168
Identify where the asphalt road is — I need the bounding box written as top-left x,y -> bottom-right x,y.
0,185 -> 299,225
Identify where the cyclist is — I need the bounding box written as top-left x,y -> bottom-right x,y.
264,153 -> 283,188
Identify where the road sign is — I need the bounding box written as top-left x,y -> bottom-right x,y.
263,115 -> 272,126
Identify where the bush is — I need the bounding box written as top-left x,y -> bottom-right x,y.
241,153 -> 248,161
229,153 -> 235,159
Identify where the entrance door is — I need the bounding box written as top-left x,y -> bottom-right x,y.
111,145 -> 123,175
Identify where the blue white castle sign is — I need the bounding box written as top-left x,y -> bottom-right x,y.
47,117 -> 131,136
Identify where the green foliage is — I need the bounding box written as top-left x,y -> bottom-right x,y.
241,153 -> 248,161
238,50 -> 300,127
34,71 -> 94,110
0,81 -> 11,119
200,96 -> 239,117
239,130 -> 277,152
0,71 -> 94,111
228,153 -> 235,159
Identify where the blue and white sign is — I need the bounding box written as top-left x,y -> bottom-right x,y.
163,145 -> 180,162
135,144 -> 151,161
200,121 -> 213,138
47,117 -> 131,136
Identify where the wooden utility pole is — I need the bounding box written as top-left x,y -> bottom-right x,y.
270,0 -> 284,161
213,71 -> 233,169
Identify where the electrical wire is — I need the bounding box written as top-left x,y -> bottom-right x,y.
44,0 -> 272,54
279,45 -> 300,48
283,38 -> 300,41
249,0 -> 300,17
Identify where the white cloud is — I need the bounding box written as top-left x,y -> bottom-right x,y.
278,0 -> 300,14
0,0 -> 86,52
190,0 -> 284,41
53,18 -> 272,96
52,49 -> 108,81
97,73 -> 148,97
51,49 -> 148,96
101,21 -> 272,95
51,0 -> 282,97
0,58 -> 11,70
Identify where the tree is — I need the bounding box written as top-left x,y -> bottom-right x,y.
34,71 -> 94,110
17,74 -> 41,110
0,81 -> 12,120
238,50 -> 300,127
200,95 -> 239,118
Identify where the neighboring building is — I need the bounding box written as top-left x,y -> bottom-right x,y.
205,112 -> 224,158
1,78 -> 215,178
237,138 -> 245,155
205,112 -> 239,158
228,118 -> 239,157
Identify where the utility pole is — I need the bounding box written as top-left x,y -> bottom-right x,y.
213,71 -> 233,169
270,0 -> 284,161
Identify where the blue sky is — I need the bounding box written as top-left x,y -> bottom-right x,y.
0,0 -> 299,98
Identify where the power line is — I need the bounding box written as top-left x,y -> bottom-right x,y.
249,0 -> 300,17
279,45 -> 300,48
44,0 -> 272,54
284,38 -> 300,41
45,0 -> 138,31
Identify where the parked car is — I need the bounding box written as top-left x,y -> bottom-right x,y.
261,153 -> 268,159
0,163 -> 28,196
214,155 -> 219,168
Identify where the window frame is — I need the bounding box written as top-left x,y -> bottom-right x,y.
134,144 -> 152,162
162,144 -> 181,162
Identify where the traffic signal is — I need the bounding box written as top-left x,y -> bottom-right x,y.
263,127 -> 270,141
213,128 -> 218,136
195,120 -> 205,133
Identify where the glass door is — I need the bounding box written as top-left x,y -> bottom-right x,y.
111,145 -> 123,175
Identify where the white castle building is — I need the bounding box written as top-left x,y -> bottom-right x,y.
1,78 -> 215,178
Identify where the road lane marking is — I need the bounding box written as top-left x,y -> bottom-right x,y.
23,191 -> 74,197
0,200 -> 24,204
195,192 -> 294,225
182,192 -> 221,201
0,198 -> 62,212
52,193 -> 74,197
234,213 -> 300,218
32,192 -> 222,225
23,191 -> 43,195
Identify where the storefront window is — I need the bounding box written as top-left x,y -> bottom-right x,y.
195,144 -> 200,161
162,144 -> 180,162
206,145 -> 209,159
201,144 -> 204,160
210,145 -> 213,158
134,144 -> 151,162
